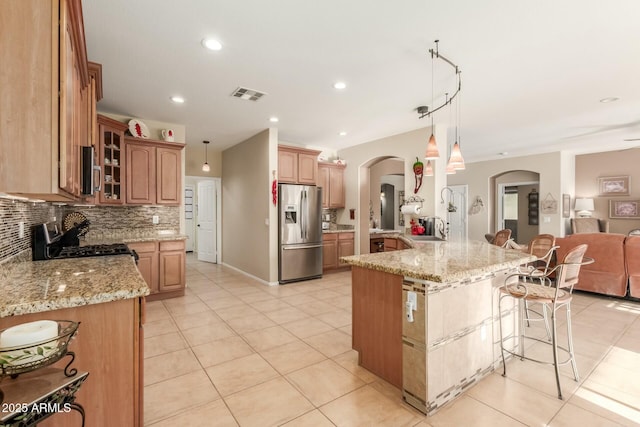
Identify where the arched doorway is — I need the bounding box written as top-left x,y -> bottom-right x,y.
357,156 -> 405,254
489,170 -> 540,244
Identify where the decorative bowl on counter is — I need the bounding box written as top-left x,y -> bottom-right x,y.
0,321 -> 79,378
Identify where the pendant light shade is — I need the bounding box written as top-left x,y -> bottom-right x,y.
445,160 -> 457,175
202,140 -> 211,172
425,133 -> 440,159
449,141 -> 466,170
424,160 -> 434,176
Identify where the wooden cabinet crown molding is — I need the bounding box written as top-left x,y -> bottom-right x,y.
88,61 -> 103,101
277,145 -> 322,156
125,135 -> 186,149
97,113 -> 128,131
64,0 -> 89,87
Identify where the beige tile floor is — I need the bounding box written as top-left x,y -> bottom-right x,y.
144,254 -> 640,426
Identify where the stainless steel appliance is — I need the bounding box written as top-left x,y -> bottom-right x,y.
278,184 -> 323,283
31,222 -> 136,261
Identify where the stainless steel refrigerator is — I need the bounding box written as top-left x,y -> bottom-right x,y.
278,184 -> 323,284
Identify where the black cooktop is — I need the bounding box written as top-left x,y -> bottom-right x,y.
54,243 -> 134,259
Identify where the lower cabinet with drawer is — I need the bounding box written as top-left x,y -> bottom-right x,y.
323,232 -> 354,272
128,239 -> 186,301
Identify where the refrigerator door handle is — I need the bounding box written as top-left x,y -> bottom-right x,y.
282,244 -> 323,250
301,190 -> 307,240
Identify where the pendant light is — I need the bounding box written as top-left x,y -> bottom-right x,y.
425,160 -> 434,176
450,90 -> 466,170
445,93 -> 456,175
425,41 -> 440,160
202,140 -> 211,172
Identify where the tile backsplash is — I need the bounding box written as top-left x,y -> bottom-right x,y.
0,199 -> 55,262
0,199 -> 179,263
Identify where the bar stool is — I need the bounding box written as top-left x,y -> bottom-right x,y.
492,229 -> 512,247
498,243 -> 593,399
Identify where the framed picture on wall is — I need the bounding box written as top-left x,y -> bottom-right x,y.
562,194 -> 570,218
609,199 -> 640,219
599,176 -> 630,196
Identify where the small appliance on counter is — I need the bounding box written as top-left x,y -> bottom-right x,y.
31,222 -> 136,262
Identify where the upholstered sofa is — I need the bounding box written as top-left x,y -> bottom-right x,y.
555,233 -> 640,298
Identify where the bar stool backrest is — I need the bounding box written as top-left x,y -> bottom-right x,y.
556,244 -> 588,291
528,234 -> 556,274
493,229 -> 512,247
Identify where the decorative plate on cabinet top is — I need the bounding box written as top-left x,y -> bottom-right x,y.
62,211 -> 88,232
128,119 -> 150,139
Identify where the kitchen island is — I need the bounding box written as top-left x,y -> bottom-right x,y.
0,252 -> 148,426
341,239 -> 534,415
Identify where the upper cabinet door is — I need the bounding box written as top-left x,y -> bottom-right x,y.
317,164 -> 330,208
126,143 -> 156,204
278,149 -> 298,184
156,147 -> 181,205
297,153 -> 318,184
329,166 -> 345,208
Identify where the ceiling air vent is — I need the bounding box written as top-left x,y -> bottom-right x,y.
231,87 -> 267,101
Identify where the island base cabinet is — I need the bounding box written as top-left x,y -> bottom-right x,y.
0,298 -> 143,427
351,266 -> 402,388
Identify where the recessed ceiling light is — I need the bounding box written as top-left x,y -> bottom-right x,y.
269,117 -> 279,123
170,96 -> 185,104
499,152 -> 509,156
333,82 -> 347,90
202,38 -> 222,51
339,131 -> 347,136
599,97 -> 619,103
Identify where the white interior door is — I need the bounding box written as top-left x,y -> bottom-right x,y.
447,185 -> 468,241
197,180 -> 217,263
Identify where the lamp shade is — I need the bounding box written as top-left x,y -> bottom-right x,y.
425,134 -> 440,159
449,141 -> 465,170
574,198 -> 594,217
424,160 -> 434,177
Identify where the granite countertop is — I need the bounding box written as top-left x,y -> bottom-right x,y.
0,254 -> 149,318
341,240 -> 535,283
322,229 -> 355,234
82,233 -> 188,245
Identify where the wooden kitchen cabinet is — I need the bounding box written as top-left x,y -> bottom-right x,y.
0,0 -> 92,201
128,240 -> 186,301
0,297 -> 144,427
323,232 -> 354,271
125,137 -> 184,205
322,233 -> 338,270
278,145 -> 321,185
98,115 -> 128,204
127,241 -> 159,294
317,162 -> 346,208
338,232 -> 355,265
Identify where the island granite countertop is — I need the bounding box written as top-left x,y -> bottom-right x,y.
0,253 -> 149,318
341,239 -> 534,283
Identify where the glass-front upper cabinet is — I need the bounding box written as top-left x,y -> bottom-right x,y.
97,115 -> 128,205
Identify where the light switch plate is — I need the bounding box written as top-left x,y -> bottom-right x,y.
152,215 -> 159,224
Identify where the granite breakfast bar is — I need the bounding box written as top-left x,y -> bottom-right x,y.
0,252 -> 149,427
341,239 -> 534,415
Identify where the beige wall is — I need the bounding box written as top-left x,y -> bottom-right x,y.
576,148 -> 640,233
369,158 -> 404,227
337,125 -> 448,254
185,144 -> 222,177
221,129 -> 278,283
517,184 -> 539,244
448,152 -> 569,242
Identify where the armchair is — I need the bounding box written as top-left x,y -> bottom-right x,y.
570,218 -> 609,234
